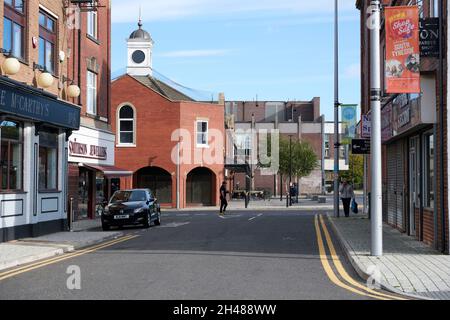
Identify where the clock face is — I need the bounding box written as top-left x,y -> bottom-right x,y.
132,50 -> 146,64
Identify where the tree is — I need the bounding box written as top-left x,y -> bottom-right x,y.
340,154 -> 364,188
278,137 -> 318,181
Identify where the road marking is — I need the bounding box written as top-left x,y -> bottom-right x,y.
0,235 -> 138,282
248,214 -> 263,221
314,215 -> 390,300
318,215 -> 407,300
159,222 -> 191,228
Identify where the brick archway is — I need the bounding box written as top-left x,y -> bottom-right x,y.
135,166 -> 172,204
186,167 -> 216,206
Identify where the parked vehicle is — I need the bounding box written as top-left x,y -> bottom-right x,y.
101,189 -> 161,231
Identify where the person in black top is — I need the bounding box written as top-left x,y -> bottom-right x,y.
220,181 -> 229,215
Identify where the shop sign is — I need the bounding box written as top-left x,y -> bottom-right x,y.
420,18 -> 439,58
398,107 -> 411,128
69,140 -> 107,160
361,115 -> 371,139
0,80 -> 80,130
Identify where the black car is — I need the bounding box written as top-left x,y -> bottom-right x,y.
101,189 -> 161,231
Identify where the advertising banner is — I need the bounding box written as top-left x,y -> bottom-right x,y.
385,6 -> 421,94
341,104 -> 358,145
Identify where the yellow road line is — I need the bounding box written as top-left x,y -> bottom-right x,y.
318,215 -> 407,301
0,235 -> 138,281
314,215 -> 389,300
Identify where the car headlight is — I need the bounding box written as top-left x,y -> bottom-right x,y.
134,208 -> 145,214
103,207 -> 110,215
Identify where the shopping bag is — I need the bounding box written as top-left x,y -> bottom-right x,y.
351,199 -> 359,214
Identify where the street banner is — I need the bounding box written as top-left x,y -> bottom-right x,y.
385,6 -> 421,94
341,104 -> 358,145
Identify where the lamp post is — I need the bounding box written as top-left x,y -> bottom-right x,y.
334,0 -> 341,218
369,0 -> 383,256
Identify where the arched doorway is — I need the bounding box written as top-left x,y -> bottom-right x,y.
135,167 -> 172,204
186,167 -> 216,206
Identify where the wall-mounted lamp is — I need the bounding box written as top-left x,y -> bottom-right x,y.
62,75 -> 81,98
33,62 -> 54,89
1,57 -> 21,76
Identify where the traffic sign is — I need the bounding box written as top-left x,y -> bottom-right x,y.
352,139 -> 371,155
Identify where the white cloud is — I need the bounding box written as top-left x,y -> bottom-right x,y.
111,0 -> 357,23
159,49 -> 233,58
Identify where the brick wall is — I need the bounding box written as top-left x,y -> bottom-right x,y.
0,0 -> 69,95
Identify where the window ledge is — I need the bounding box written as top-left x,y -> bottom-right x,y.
117,144 -> 136,148
86,34 -> 100,45
197,144 -> 210,149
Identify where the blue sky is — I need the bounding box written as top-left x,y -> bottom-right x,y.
111,0 -> 361,121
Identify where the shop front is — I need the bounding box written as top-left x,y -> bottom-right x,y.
382,75 -> 437,245
0,76 -> 80,242
68,126 -> 132,220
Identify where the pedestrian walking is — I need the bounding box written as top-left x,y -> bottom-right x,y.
340,179 -> 355,218
220,181 -> 229,215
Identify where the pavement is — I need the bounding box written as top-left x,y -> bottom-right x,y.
0,210 -> 401,300
0,218 -> 122,272
178,194 -> 365,211
328,214 -> 450,300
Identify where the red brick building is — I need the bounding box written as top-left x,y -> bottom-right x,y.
64,1 -> 123,221
356,0 -> 449,253
111,21 -> 225,208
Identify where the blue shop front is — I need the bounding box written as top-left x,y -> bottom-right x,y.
0,76 -> 80,242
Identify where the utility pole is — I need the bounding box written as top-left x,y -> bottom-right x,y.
334,0 -> 341,218
369,0 -> 383,256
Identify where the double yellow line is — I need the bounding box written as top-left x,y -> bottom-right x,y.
314,214 -> 407,300
0,234 -> 138,282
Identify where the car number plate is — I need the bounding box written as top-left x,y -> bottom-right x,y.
114,215 -> 129,220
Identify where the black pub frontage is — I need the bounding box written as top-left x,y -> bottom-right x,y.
0,76 -> 80,242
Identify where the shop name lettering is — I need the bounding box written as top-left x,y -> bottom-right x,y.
0,90 -> 49,117
69,141 -> 107,160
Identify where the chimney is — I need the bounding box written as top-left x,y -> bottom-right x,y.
218,92 -> 225,106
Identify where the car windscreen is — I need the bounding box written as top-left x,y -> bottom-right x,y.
110,191 -> 147,203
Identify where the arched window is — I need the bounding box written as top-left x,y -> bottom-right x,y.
118,105 -> 135,145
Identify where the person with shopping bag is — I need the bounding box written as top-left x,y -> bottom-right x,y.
339,179 -> 355,218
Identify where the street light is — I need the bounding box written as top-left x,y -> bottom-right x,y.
1,57 -> 21,76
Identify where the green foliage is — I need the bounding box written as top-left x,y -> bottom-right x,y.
278,138 -> 318,179
340,154 -> 364,187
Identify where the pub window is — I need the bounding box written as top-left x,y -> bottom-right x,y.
0,120 -> 23,191
118,105 -> 135,145
39,128 -> 59,191
87,70 -> 97,115
196,120 -> 208,147
87,10 -> 98,39
424,132 -> 435,209
38,10 -> 56,73
3,0 -> 25,59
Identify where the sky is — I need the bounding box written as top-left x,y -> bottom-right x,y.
111,0 -> 361,121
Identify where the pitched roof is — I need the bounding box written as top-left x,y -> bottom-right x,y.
132,75 -> 195,102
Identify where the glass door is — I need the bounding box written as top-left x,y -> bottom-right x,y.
78,168 -> 91,219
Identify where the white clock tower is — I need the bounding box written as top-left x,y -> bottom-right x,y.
127,20 -> 154,76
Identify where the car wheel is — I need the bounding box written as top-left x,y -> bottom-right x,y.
144,211 -> 151,228
154,212 -> 161,226
102,223 -> 110,231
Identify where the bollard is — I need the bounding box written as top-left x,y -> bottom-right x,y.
69,197 -> 74,232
